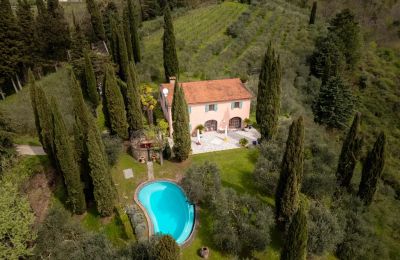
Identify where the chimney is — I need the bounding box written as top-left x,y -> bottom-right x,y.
169,76 -> 176,86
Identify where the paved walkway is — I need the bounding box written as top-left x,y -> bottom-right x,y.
16,145 -> 46,156
147,162 -> 154,180
191,128 -> 260,154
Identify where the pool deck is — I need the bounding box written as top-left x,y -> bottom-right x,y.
133,178 -> 199,248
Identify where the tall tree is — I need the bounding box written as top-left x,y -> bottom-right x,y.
103,65 -> 129,139
309,1 -> 317,25
171,81 -> 190,161
16,0 -> 35,76
50,98 -> 86,214
328,9 -> 361,68
123,12 -> 134,62
313,76 -> 354,129
256,43 -> 282,141
0,0 -> 22,90
29,72 -> 55,162
102,1 -> 118,45
163,5 -> 179,81
124,62 -> 143,135
358,132 -> 386,206
310,34 -> 346,84
83,50 -> 99,108
69,71 -> 115,216
45,0 -> 70,61
86,0 -> 106,41
86,120 -> 115,216
280,205 -> 308,260
336,113 -> 363,189
70,12 -> 89,60
275,117 -> 304,230
125,0 -> 141,63
113,23 -> 130,81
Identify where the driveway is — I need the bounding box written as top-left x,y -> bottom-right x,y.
191,128 -> 260,154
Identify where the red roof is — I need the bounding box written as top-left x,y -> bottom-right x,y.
161,78 -> 252,106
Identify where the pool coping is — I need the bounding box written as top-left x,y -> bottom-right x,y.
133,178 -> 199,248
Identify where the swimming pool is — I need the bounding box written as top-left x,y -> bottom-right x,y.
137,181 -> 195,245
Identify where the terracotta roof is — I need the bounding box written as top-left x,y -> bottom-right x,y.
160,78 -> 252,106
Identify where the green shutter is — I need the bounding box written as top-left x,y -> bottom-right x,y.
239,101 -> 243,108
188,106 -> 191,113
215,104 -> 218,111
205,105 -> 208,112
231,102 -> 234,109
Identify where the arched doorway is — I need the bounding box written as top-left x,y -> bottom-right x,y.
229,117 -> 241,129
205,120 -> 218,131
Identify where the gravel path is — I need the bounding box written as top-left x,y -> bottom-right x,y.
16,145 -> 46,156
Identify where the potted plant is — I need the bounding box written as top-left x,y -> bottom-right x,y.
195,124 -> 205,134
244,118 -> 252,129
239,138 -> 249,147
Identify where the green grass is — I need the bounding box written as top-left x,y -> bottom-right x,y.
13,135 -> 41,146
81,207 -> 129,247
111,148 -> 279,259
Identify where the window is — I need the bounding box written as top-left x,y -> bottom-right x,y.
231,101 -> 243,109
205,104 -> 218,112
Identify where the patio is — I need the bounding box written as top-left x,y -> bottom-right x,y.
191,128 -> 260,154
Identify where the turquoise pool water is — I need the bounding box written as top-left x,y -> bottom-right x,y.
137,181 -> 195,245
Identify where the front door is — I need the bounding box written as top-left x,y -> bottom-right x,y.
205,120 -> 218,131
229,117 -> 241,129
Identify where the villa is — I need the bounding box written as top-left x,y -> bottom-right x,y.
159,77 -> 253,137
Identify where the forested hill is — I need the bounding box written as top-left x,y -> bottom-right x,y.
0,0 -> 399,259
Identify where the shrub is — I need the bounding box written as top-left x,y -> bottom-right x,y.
154,235 -> 180,260
211,188 -> 274,255
307,201 -> 344,256
180,161 -> 221,206
253,140 -> 284,196
239,138 -> 249,147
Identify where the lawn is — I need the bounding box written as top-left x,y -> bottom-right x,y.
111,147 -> 279,259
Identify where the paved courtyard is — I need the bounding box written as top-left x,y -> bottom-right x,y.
191,128 -> 260,154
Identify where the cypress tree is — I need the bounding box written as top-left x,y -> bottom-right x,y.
280,205 -> 308,260
0,0 -> 22,87
123,11 -> 134,62
83,50 -> 99,108
125,62 -> 143,135
29,72 -> 55,161
103,1 -> 118,45
50,97 -> 86,214
163,5 -> 179,81
86,120 -> 115,216
275,117 -> 304,230
16,0 -> 35,74
172,81 -> 191,161
69,70 -> 114,216
126,0 -> 141,63
256,43 -> 282,141
86,0 -> 106,41
44,0 -> 70,61
336,113 -> 363,189
103,65 -> 129,139
116,23 -> 130,81
309,1 -> 317,25
70,12 -> 89,60
358,132 -> 386,206
313,76 -> 354,129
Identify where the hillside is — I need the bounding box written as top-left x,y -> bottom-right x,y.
1,0 -> 399,258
